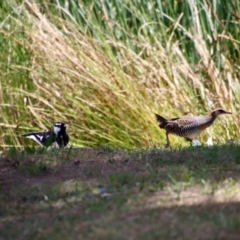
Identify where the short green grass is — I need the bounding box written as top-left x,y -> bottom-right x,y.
1,146 -> 240,240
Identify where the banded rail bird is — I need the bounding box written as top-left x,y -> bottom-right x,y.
155,108 -> 231,148
22,122 -> 69,148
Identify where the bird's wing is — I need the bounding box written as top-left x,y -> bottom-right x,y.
43,131 -> 56,147
169,117 -> 180,121
167,117 -> 196,128
22,130 -> 55,147
167,116 -> 210,134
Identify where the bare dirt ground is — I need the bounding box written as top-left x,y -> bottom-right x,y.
0,148 -> 145,190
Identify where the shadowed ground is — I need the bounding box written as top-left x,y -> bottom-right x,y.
0,145 -> 240,240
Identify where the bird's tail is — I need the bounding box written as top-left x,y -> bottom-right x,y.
155,114 -> 168,128
21,132 -> 35,137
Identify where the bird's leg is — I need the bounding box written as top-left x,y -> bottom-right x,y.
165,132 -> 170,148
184,137 -> 192,147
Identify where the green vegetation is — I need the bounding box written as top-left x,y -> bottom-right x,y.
0,0 -> 239,148
1,146 -> 240,239
0,0 -> 240,240
0,2 -> 239,238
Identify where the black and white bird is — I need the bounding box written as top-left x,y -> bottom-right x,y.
21,122 -> 69,148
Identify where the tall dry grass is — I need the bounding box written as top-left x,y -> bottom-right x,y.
0,0 -> 239,148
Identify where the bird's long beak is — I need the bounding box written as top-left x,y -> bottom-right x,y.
225,111 -> 232,114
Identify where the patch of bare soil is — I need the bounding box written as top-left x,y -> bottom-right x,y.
0,148 -> 145,191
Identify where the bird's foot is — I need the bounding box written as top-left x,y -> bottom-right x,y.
206,137 -> 213,146
165,143 -> 170,148
191,139 -> 201,147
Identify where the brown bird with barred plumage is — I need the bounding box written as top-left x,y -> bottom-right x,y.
155,108 -> 232,148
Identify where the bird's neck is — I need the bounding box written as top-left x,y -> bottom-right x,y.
209,113 -> 219,123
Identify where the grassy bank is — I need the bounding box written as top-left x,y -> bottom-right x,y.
0,0 -> 239,148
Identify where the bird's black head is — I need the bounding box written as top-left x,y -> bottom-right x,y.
54,122 -> 68,135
